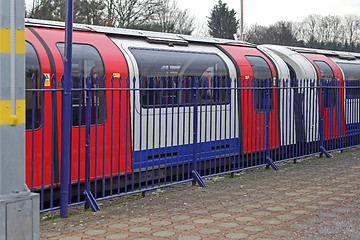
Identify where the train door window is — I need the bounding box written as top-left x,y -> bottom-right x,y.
313,61 -> 336,108
337,62 -> 360,99
57,43 -> 105,126
25,41 -> 42,130
129,48 -> 230,108
245,55 -> 273,112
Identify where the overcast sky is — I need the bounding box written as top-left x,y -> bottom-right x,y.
26,0 -> 360,34
182,0 -> 360,32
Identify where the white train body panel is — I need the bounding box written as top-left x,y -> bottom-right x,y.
111,36 -> 238,152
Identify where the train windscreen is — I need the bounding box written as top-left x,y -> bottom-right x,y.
245,55 -> 273,112
57,43 -> 105,126
25,41 -> 42,130
313,60 -> 336,108
337,62 -> 360,99
129,48 -> 230,108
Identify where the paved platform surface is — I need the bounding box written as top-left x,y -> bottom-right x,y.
40,148 -> 360,239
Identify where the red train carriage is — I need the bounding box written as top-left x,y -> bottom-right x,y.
25,23 -> 130,189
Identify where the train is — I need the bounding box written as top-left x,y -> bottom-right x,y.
24,18 -> 360,191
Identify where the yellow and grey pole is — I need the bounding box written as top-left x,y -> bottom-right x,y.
0,0 -> 39,238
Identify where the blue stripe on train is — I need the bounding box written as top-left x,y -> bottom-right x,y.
132,138 -> 240,170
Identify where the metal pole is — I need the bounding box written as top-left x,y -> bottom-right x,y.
192,78 -> 198,185
60,0 -> 73,218
240,0 -> 244,40
85,76 -> 91,210
0,0 -> 39,238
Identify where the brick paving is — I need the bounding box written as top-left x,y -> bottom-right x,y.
40,148 -> 360,239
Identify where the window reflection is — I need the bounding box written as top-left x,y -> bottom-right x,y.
25,41 -> 42,130
245,55 -> 273,112
57,43 -> 105,125
337,62 -> 360,99
129,48 -> 230,108
314,61 -> 336,108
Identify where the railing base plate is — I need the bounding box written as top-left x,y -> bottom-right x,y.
192,170 -> 206,187
266,157 -> 279,170
320,146 -> 332,158
84,190 -> 101,212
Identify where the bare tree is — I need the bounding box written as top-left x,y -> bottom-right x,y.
302,15 -> 321,43
245,21 -> 298,46
155,0 -> 195,34
109,0 -> 164,28
344,15 -> 360,47
244,24 -> 267,43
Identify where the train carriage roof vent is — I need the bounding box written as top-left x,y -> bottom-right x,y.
338,54 -> 356,60
146,36 -> 188,46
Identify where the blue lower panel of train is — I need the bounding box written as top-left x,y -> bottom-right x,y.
132,138 -> 240,170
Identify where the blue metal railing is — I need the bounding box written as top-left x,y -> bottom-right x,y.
25,75 -> 360,215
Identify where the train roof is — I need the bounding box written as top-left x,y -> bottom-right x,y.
288,46 -> 360,60
25,18 -> 254,47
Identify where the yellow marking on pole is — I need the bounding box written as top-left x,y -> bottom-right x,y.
0,100 -> 25,125
15,30 -> 25,54
0,29 -> 11,54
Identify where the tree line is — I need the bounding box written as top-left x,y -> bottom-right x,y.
26,0 -> 195,34
245,15 -> 360,52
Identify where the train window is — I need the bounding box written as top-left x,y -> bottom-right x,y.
337,62 -> 360,99
245,55 -> 273,112
25,41 -> 42,130
313,61 -> 336,108
129,48 -> 230,108
57,43 -> 105,126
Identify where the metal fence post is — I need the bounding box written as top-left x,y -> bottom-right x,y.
83,76 -> 101,212
84,76 -> 91,209
319,79 -> 331,158
60,0 -> 73,218
265,79 -> 279,170
192,78 -> 198,185
191,77 -> 205,187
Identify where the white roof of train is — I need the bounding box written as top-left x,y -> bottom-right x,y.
25,18 -> 253,47
288,46 -> 360,60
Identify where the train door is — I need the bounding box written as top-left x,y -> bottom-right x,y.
258,46 -> 296,152
301,53 -> 345,144
219,45 -> 280,163
28,27 -> 131,184
25,27 -> 54,189
262,45 -> 320,151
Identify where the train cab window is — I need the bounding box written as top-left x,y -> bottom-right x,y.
337,62 -> 360,99
25,41 -> 42,130
129,48 -> 230,108
57,43 -> 105,126
245,56 -> 273,112
313,61 -> 336,108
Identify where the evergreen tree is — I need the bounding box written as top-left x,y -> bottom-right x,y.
207,0 -> 238,39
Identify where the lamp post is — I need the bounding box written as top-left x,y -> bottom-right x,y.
0,0 -> 39,238
240,0 -> 244,40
